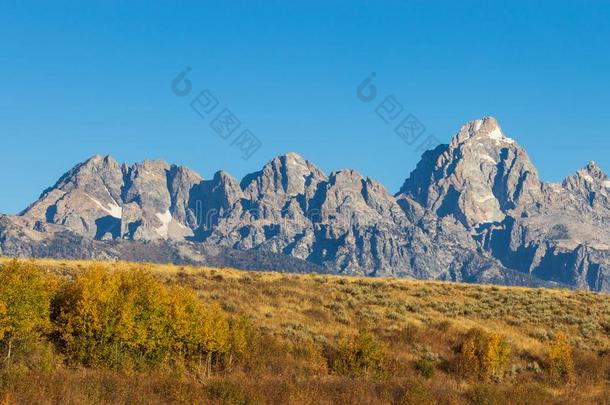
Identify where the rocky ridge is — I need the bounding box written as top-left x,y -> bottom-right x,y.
2,117 -> 608,291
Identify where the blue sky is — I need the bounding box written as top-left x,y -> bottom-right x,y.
1,1 -> 610,214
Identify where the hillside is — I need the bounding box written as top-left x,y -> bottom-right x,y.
0,258 -> 609,404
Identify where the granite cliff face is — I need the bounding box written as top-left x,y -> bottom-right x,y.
475,160 -> 610,292
3,117 -> 609,291
397,117 -> 542,228
398,117 -> 610,292
21,156 -> 202,241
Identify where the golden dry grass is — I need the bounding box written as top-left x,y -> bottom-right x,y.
6,257 -> 606,353
1,256 -> 610,404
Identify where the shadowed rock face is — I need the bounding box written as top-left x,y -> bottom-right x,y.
5,117 -> 610,291
477,159 -> 610,292
398,118 -> 610,292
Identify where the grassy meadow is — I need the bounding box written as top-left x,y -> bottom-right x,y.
0,257 -> 609,404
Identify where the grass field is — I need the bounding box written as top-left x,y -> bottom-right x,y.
1,257 -> 609,404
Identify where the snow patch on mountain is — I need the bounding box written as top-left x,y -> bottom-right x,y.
487,126 -> 514,144
87,195 -> 122,219
155,210 -> 172,237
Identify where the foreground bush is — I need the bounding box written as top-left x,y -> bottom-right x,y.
0,261 -> 55,362
459,328 -> 510,381
52,267 -> 249,372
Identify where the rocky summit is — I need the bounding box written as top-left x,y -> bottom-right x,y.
2,117 -> 609,291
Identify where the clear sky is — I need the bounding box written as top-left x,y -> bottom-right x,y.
2,1 -> 610,214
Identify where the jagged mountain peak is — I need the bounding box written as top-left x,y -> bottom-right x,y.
260,151 -> 308,167
85,154 -> 114,164
329,168 -> 363,181
399,117 -> 541,228
213,169 -> 238,183
65,154 -> 120,177
130,159 -> 171,172
241,152 -> 327,198
565,161 -> 608,185
21,155 -> 206,241
585,160 -> 601,170
562,161 -> 610,200
452,116 -> 515,146
580,161 -> 607,180
282,151 -> 306,163
269,152 -> 319,173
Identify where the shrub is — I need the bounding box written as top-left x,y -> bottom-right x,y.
600,318 -> 610,336
547,332 -> 574,382
400,381 -> 435,405
467,383 -> 505,405
53,267 -> 168,367
507,383 -> 551,404
332,331 -> 385,378
459,328 -> 510,381
291,338 -> 328,376
205,379 -> 256,405
52,267 -> 236,372
414,358 -> 435,379
0,261 -> 55,362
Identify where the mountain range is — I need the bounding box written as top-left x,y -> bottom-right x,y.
2,117 -> 609,292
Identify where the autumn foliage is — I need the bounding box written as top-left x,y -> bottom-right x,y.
547,331 -> 574,382
0,261 -> 54,362
331,331 -> 385,378
52,266 -> 250,373
0,259 -> 252,379
459,328 -> 511,381
0,258 -> 607,404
